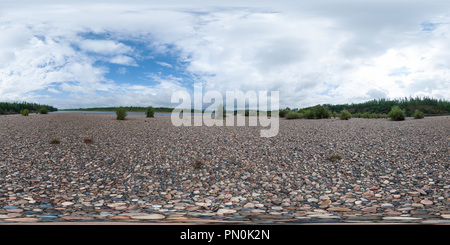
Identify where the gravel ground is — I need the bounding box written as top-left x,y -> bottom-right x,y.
0,113 -> 449,224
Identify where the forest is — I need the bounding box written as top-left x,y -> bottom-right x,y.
300,96 -> 450,117
0,102 -> 58,115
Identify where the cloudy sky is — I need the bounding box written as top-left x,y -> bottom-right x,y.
1,0 -> 450,109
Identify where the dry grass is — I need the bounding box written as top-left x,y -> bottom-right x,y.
83,137 -> 94,144
49,138 -> 61,144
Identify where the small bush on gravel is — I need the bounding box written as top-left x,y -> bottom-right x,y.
413,109 -> 424,119
312,105 -> 331,119
146,106 -> 155,118
0,108 -> 3,115
305,110 -> 315,119
328,155 -> 342,162
20,109 -> 29,116
388,106 -> 406,121
339,110 -> 352,120
115,107 -> 127,120
193,159 -> 203,170
83,137 -> 94,144
50,138 -> 61,144
38,108 -> 49,114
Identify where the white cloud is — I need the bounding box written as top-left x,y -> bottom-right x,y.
155,61 -> 173,68
79,39 -> 133,55
0,1 -> 450,109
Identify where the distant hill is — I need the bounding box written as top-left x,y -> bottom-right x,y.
300,97 -> 450,117
0,102 -> 58,114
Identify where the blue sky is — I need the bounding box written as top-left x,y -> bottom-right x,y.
1,0 -> 450,109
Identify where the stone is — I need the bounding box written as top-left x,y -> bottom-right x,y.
217,209 -> 237,215
131,214 -> 165,220
61,201 -> 74,206
307,198 -> 318,203
420,199 -> 433,205
109,215 -> 133,220
327,207 -> 352,212
318,200 -> 332,206
243,202 -> 255,208
4,218 -> 38,222
361,207 -> 377,213
382,216 -> 422,221
381,203 -> 394,208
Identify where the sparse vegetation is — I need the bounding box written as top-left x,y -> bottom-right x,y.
146,106 -> 155,118
285,112 -> 303,119
328,155 -> 342,162
388,106 -> 406,121
413,109 -> 424,119
339,110 -> 352,120
83,137 -> 94,144
38,108 -> 49,114
193,159 -> 203,170
115,107 -> 127,120
311,105 -> 331,119
20,109 -> 29,116
50,138 -> 61,144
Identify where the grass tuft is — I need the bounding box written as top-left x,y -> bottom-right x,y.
50,138 -> 61,144
328,155 -> 342,162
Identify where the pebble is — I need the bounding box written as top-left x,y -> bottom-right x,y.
217,209 -> 237,214
0,114 -> 448,224
130,214 -> 165,220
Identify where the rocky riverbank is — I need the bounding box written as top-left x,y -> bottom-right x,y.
0,113 -> 448,223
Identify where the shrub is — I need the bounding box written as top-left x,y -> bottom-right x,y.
50,138 -> 61,144
305,110 -> 315,119
285,112 -> 303,119
413,109 -> 424,119
115,107 -> 127,120
339,110 -> 352,120
193,159 -> 203,170
0,108 -> 3,115
20,109 -> 29,116
388,106 -> 406,121
328,155 -> 342,162
312,105 -> 331,119
332,111 -> 338,119
146,106 -> 155,118
39,108 -> 49,114
279,108 -> 290,118
83,137 -> 94,144
216,104 -> 226,119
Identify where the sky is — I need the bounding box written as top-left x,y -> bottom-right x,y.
1,0 -> 450,109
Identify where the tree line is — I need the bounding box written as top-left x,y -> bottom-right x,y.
0,102 -> 58,115
61,106 -> 174,113
298,96 -> 450,117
